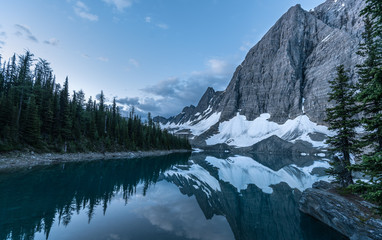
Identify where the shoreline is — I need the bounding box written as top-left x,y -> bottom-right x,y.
0,149 -> 191,172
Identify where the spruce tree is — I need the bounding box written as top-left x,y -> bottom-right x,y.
325,65 -> 359,187
22,96 -> 41,147
97,90 -> 105,137
357,0 -> 382,151
0,50 -> 191,153
60,77 -> 72,150
111,97 -> 117,140
351,0 -> 382,211
15,52 -> 34,133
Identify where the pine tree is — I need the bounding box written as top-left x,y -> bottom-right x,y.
35,59 -> 54,140
325,65 -> 359,187
22,96 -> 41,147
0,50 -> 191,153
350,0 -> 382,211
52,83 -> 61,141
60,77 -> 72,150
111,97 -> 117,140
357,0 -> 382,152
97,90 -> 105,138
0,55 -> 4,94
15,52 -> 34,134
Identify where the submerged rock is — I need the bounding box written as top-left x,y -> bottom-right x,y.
299,181 -> 382,240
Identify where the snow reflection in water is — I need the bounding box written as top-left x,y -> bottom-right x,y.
0,153 -> 345,240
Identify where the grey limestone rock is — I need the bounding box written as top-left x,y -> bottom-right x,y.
299,181 -> 382,240
215,0 -> 364,124
157,0 -> 366,141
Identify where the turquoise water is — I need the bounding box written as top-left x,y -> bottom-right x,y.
0,153 -> 347,240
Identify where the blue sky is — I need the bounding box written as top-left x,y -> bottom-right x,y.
0,0 -> 324,117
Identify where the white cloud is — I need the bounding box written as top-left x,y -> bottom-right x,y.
117,57 -> 236,117
103,0 -> 133,11
97,56 -> 109,62
144,17 -> 168,30
74,1 -> 98,21
107,234 -> 121,240
128,58 -> 139,68
156,23 -> 169,30
132,182 -> 233,240
138,58 -> 235,117
44,38 -> 59,46
206,59 -> 229,75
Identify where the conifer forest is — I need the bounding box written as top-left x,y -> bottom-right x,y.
0,52 -> 191,152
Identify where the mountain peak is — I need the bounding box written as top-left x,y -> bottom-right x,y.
158,0 -> 365,148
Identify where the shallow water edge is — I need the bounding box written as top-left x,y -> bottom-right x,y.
0,149 -> 191,172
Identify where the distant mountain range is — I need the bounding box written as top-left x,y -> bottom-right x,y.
155,0 -> 365,151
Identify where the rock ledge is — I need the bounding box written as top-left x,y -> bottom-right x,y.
299,181 -> 382,240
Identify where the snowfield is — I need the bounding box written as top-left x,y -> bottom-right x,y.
206,113 -> 332,147
161,112 -> 221,137
161,112 -> 333,148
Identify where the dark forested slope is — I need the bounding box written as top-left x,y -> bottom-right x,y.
0,51 -> 191,152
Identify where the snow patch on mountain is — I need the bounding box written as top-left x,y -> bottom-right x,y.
161,112 -> 221,137
206,113 -> 332,147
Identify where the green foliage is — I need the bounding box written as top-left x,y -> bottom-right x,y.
357,0 -> 382,152
0,51 -> 191,153
325,65 -> 359,187
22,96 -> 41,147
347,0 -> 382,213
350,152 -> 382,213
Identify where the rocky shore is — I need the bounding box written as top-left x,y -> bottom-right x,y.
299,181 -> 382,240
0,149 -> 190,172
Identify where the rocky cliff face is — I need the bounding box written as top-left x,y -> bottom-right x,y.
155,0 -> 365,148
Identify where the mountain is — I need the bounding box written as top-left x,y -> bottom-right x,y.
155,0 -> 365,149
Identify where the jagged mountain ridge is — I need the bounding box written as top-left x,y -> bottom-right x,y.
155,0 -> 365,148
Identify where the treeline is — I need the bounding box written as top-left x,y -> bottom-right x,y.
325,0 -> 381,211
0,51 -> 191,152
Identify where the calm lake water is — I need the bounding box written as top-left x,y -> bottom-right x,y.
0,152 -> 348,240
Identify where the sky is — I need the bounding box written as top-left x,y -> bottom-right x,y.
0,0 -> 325,117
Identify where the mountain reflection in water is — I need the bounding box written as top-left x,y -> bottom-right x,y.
0,152 -> 347,240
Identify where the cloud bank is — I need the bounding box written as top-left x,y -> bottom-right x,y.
116,58 -> 236,118
74,1 -> 98,21
103,0 -> 133,11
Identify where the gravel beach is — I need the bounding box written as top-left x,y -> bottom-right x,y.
0,150 -> 190,172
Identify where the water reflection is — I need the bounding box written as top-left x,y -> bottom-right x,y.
0,152 -> 347,240
165,153 -> 347,240
0,153 -> 190,240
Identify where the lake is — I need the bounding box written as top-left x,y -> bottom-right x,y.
0,152 -> 348,240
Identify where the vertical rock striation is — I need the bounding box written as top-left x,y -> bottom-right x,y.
155,0 -> 366,146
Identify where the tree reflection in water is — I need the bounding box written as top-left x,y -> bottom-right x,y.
0,153 -> 190,240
